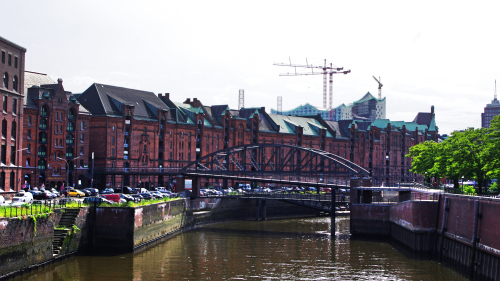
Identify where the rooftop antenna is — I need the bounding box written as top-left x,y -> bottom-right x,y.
238,89 -> 244,110
495,80 -> 497,100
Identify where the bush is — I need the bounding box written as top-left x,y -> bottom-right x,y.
463,185 -> 477,195
488,182 -> 499,194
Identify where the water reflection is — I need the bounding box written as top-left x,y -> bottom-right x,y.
16,217 -> 466,280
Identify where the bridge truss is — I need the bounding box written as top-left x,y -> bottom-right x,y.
180,144 -> 369,188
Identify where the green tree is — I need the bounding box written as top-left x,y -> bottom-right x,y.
445,128 -> 489,193
484,115 -> 500,180
406,141 -> 441,184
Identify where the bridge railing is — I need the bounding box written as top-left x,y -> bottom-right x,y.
202,191 -> 349,202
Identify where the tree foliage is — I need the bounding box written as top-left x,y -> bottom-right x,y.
406,120 -> 499,193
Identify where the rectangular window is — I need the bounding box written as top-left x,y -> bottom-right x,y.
14,57 -> 18,68
10,146 -> 15,164
27,116 -> 31,126
3,96 -> 7,112
8,54 -> 11,66
1,51 -> 5,63
81,121 -> 84,130
1,145 -> 5,164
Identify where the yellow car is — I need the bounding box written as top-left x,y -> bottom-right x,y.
69,189 -> 85,197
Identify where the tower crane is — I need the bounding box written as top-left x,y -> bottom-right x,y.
274,58 -> 350,110
372,76 -> 383,99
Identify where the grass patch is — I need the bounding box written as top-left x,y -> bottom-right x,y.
0,204 -> 54,218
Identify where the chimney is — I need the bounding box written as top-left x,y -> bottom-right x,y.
165,93 -> 169,99
158,93 -> 163,97
58,78 -> 63,85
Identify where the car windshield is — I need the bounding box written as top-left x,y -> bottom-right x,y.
12,198 -> 22,201
14,193 -> 25,197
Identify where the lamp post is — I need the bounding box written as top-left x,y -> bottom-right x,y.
57,156 -> 81,189
462,175 -> 465,194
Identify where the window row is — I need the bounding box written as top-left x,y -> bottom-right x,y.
2,73 -> 19,92
31,158 -> 86,170
1,51 -> 18,68
2,95 -> 18,114
1,119 -> 16,141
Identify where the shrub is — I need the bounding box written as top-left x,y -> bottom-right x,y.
488,182 -> 499,194
463,185 -> 477,195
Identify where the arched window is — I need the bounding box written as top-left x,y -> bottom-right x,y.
3,73 -> 8,89
12,76 -> 18,92
11,121 -> 15,140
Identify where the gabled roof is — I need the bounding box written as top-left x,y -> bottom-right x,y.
77,83 -> 168,120
24,71 -> 55,105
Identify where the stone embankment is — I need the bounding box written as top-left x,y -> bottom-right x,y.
0,197 -> 321,279
350,188 -> 500,281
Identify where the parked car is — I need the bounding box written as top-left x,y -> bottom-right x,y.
119,193 -> 139,203
69,189 -> 86,198
102,194 -> 122,203
150,191 -> 166,199
131,194 -> 143,202
32,191 -> 50,200
159,190 -> 174,198
83,188 -> 99,196
11,192 -> 33,204
100,188 -> 114,194
83,197 -> 115,205
139,192 -> 153,200
130,188 -> 139,194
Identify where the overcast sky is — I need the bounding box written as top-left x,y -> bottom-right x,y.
2,1 -> 499,135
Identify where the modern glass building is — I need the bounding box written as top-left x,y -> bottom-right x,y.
271,92 -> 386,122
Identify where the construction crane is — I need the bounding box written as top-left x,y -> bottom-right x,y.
274,58 -> 350,110
372,76 -> 383,99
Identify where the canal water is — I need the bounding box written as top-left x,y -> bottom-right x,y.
16,217 -> 467,280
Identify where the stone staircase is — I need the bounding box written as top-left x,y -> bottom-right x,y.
52,208 -> 80,256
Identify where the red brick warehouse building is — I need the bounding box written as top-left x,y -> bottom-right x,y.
22,75 -> 91,189
0,36 -> 26,191
77,82 -> 438,190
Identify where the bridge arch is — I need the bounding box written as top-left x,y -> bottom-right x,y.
180,143 -> 369,190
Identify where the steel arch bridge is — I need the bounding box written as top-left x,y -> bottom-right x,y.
180,143 -> 369,188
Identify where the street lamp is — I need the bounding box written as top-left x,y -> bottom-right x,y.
462,175 -> 465,194
57,156 -> 81,189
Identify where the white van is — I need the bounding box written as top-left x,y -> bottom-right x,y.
11,192 -> 33,204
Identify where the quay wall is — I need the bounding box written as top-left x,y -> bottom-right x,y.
0,197 -> 324,278
351,189 -> 500,280
0,207 -> 89,280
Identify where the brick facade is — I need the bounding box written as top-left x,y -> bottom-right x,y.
0,36 -> 26,191
22,79 -> 90,189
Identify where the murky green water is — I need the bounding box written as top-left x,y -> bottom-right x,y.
16,217 -> 466,280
